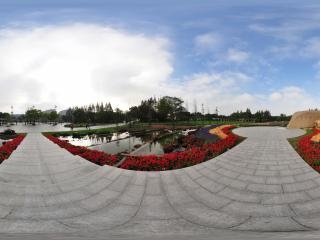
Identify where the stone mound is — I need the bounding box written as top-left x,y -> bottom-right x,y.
287,110 -> 320,129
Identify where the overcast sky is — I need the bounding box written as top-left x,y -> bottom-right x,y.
0,0 -> 319,115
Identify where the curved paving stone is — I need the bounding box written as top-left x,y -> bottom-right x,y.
2,127 -> 320,234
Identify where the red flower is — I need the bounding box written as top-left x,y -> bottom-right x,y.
45,125 -> 240,171
0,135 -> 25,163
119,125 -> 239,171
45,135 -> 118,166
297,128 -> 320,171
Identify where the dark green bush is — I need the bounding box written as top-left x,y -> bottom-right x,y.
3,129 -> 16,135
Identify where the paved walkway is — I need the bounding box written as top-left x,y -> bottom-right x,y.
2,127 -> 320,237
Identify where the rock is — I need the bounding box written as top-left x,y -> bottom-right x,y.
287,110 -> 320,129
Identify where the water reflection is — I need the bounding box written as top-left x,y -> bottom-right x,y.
58,129 -> 194,156
0,122 -> 125,133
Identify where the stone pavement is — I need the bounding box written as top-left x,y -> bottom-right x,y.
2,127 -> 320,238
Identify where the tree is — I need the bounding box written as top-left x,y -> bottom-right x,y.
156,96 -> 185,121
62,108 -> 74,122
114,108 -> 124,123
0,112 -> 10,121
0,112 -> 10,125
73,107 -> 86,123
128,106 -> 139,121
244,108 -> 252,121
48,110 -> 59,123
137,98 -> 157,122
157,97 -> 172,121
25,108 -> 42,124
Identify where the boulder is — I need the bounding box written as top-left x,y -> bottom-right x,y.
287,110 -> 320,129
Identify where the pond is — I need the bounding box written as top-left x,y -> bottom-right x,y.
0,122 -> 125,133
58,129 -> 195,156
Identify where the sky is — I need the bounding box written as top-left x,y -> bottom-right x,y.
0,0 -> 319,115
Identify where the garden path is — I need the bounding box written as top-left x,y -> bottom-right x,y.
2,127 -> 320,238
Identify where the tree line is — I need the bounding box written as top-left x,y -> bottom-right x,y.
0,112 -> 11,125
228,108 -> 290,122
1,109 -> 59,125
1,96 -> 291,125
24,108 -> 59,124
61,96 -> 289,124
61,96 -> 188,124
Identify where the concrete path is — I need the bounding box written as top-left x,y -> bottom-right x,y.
2,127 -> 320,237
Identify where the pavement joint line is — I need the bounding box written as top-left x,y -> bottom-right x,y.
159,169 -> 209,229
111,173 -> 148,229
173,167 -> 250,228
290,217 -> 317,231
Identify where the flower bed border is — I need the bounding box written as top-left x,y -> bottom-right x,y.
120,125 -> 241,171
296,128 -> 320,172
45,125 -> 241,171
0,135 -> 25,163
45,135 -> 118,166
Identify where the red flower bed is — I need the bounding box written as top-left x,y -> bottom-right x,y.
45,135 -> 118,166
120,125 -> 239,171
45,126 -> 240,171
297,128 -> 320,171
0,135 -> 25,163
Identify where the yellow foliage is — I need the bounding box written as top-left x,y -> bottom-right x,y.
311,133 -> 320,143
209,125 -> 232,139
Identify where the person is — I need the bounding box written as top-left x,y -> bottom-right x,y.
70,123 -> 74,131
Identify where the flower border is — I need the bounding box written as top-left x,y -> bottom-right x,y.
45,135 -> 118,166
45,125 -> 241,171
297,128 -> 320,172
0,135 -> 25,163
120,125 -> 239,171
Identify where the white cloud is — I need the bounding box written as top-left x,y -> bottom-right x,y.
0,23 -> 316,116
269,92 -> 282,101
226,48 -> 249,63
162,71 -> 256,114
0,24 -> 259,115
194,32 -> 222,53
0,23 -> 173,113
268,86 -> 317,114
269,86 -> 305,101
